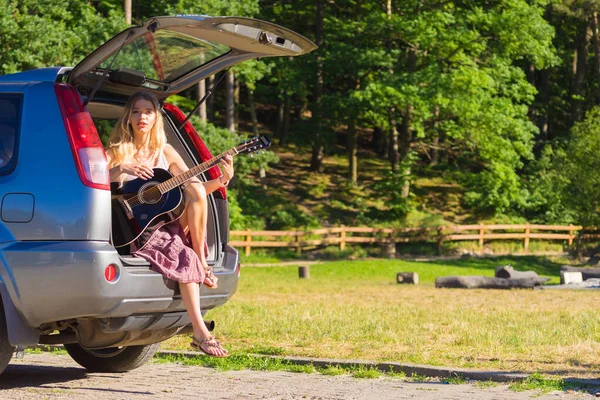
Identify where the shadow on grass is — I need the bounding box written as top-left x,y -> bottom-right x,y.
424,255 -> 566,277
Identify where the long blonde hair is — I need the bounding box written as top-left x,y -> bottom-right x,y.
105,92 -> 167,172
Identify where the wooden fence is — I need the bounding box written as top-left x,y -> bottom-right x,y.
230,224 -> 590,256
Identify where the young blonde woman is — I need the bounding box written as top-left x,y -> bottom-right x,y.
105,91 -> 233,357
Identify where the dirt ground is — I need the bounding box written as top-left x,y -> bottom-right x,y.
0,352 -> 595,399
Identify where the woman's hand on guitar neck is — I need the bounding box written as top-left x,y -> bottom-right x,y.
219,155 -> 234,185
120,163 -> 155,180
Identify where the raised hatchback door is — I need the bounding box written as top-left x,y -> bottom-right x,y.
67,15 -> 317,100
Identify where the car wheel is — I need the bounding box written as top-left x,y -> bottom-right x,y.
0,302 -> 16,375
64,342 -> 160,372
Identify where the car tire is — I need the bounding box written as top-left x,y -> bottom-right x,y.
64,342 -> 160,372
0,303 -> 16,375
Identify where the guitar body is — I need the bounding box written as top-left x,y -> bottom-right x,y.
111,168 -> 185,249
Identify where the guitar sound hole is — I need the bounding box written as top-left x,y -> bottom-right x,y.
138,182 -> 163,204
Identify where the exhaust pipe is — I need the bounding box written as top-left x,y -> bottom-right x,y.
179,320 -> 215,335
39,332 -> 78,345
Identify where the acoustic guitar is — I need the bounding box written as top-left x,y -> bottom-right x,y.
111,136 -> 271,249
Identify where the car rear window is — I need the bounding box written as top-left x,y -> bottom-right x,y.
98,30 -> 230,84
0,94 -> 23,175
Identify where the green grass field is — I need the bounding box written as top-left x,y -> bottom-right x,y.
161,256 -> 600,379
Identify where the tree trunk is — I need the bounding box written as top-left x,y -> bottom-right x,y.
124,0 -> 131,24
386,0 -> 399,173
527,63 -> 536,121
249,88 -> 258,136
494,265 -> 543,280
207,75 -> 215,122
397,44 -> 418,199
282,93 -> 291,145
396,272 -> 418,284
430,107 -> 440,165
348,117 -> 357,183
310,0 -> 324,172
435,276 -> 548,289
234,78 -> 240,131
226,69 -> 235,132
398,105 -> 413,201
570,18 -> 590,124
537,4 -> 552,143
294,99 -> 303,123
372,127 -> 385,156
399,106 -> 413,162
591,11 -> 600,104
388,112 -> 399,172
431,135 -> 439,166
276,88 -> 284,140
197,81 -> 207,123
537,68 -> 550,142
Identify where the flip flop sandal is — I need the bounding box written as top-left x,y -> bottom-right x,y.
191,336 -> 229,358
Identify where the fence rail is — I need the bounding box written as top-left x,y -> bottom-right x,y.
230,224 -> 589,256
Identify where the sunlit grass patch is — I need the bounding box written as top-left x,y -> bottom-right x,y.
508,373 -> 578,394
473,380 -> 498,389
153,353 -> 292,372
443,374 -> 468,385
162,258 -> 600,378
409,373 -> 432,382
26,346 -> 67,356
351,366 -> 380,379
247,345 -> 287,356
286,364 -> 315,373
317,365 -> 346,376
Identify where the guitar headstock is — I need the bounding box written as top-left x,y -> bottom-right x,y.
236,136 -> 272,155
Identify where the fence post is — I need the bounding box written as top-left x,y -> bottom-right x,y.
296,231 -> 304,256
245,230 -> 252,257
524,223 -> 530,251
479,223 -> 485,247
437,226 -> 444,255
568,224 -> 574,246
340,225 -> 346,251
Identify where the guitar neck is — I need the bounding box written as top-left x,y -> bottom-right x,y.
156,148 -> 238,193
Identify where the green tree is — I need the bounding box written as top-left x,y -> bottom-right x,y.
0,0 -> 126,74
554,106 -> 600,227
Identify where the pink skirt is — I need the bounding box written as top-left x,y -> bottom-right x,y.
132,223 -> 206,284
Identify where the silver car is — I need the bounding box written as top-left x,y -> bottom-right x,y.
0,15 -> 315,374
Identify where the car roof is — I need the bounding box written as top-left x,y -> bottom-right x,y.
0,67 -> 71,83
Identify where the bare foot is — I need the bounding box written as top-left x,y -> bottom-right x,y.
203,266 -> 218,289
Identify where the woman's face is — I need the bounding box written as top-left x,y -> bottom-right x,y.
129,98 -> 156,136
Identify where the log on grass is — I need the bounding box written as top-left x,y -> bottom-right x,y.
396,272 -> 418,284
494,265 -> 544,280
435,276 -> 547,289
560,265 -> 600,280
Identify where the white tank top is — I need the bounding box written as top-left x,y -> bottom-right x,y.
112,148 -> 170,183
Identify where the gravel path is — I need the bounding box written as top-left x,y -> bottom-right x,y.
0,353 -> 594,399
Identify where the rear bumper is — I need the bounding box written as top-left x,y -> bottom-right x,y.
0,240 -> 239,328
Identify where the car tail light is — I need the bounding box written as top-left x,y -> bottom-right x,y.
104,264 -> 118,282
55,83 -> 109,190
236,262 -> 241,278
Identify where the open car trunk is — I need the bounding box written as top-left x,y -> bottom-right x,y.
67,15 -> 317,102
74,15 -> 316,267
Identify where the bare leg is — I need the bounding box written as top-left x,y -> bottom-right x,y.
178,281 -> 227,357
180,183 -> 217,287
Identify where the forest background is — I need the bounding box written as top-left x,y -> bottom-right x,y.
4,0 -> 600,241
